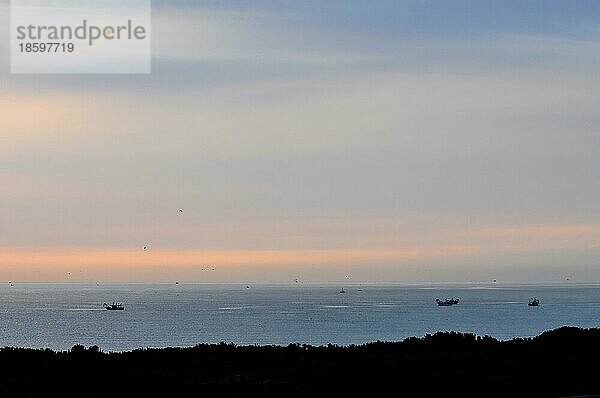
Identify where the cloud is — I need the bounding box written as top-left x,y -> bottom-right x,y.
2,67 -> 600,246
2,1 -> 600,282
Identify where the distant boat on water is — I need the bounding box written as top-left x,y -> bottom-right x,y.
528,298 -> 540,307
339,288 -> 346,294
436,298 -> 459,306
104,302 -> 124,311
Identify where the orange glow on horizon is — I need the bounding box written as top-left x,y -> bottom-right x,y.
0,246 -> 477,269
0,246 -> 478,281
2,223 -> 599,281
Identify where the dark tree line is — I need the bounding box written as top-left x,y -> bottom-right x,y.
0,327 -> 599,397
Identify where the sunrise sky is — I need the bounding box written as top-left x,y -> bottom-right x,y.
1,1 -> 600,282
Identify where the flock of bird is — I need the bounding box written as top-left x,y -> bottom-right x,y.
5,207 -> 306,289
138,208 -> 307,287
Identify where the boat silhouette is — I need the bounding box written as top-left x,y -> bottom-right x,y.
436,298 -> 459,306
103,302 -> 124,311
528,298 -> 539,306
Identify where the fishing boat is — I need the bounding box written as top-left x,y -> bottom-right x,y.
528,298 -> 539,307
436,298 -> 459,306
103,302 -> 124,311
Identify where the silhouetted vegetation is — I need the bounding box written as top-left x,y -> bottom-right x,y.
1,327 -> 599,396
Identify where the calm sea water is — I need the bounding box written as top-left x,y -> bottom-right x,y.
0,283 -> 599,351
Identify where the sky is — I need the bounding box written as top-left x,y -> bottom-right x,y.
1,0 -> 600,283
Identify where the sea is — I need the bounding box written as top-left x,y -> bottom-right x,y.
1,283 -> 599,351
